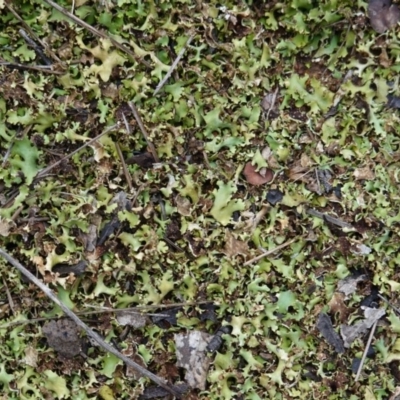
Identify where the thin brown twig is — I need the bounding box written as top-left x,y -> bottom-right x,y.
5,2 -> 63,65
115,141 -> 133,192
42,0 -> 150,68
0,301 -> 213,328
0,62 -> 64,75
378,294 -> 400,315
36,123 -> 120,179
154,34 -> 194,95
1,272 -> 15,315
3,123 -> 118,209
0,248 -> 182,398
306,208 -> 355,230
128,102 -> 160,163
244,238 -> 297,266
355,320 -> 377,382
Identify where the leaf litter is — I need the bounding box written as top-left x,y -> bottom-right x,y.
1,0 -> 400,398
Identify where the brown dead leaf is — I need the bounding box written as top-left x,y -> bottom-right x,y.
0,218 -> 15,237
243,162 -> 273,185
389,386 -> 400,400
89,140 -> 105,162
23,346 -> 38,367
288,162 -> 309,182
79,224 -> 98,252
300,153 -> 313,168
368,0 -> 400,33
353,165 -> 375,180
328,292 -> 349,323
261,146 -> 280,168
176,195 -> 192,216
222,230 -> 250,258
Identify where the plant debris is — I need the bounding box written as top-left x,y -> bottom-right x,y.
174,331 -> 213,390
337,274 -> 367,298
42,319 -> 83,359
368,0 -> 400,33
266,189 -> 283,205
1,0 -> 400,397
341,307 -> 386,348
316,313 -> 345,354
243,162 -> 274,186
116,311 -> 149,329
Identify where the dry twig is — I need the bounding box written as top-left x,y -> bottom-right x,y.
19,28 -> 52,65
128,102 -> 160,163
244,238 -> 297,266
5,2 -> 63,65
378,294 -> 400,315
306,208 -> 355,230
354,320 -> 377,382
0,248 -> 183,398
0,300 -> 214,328
154,34 -> 194,95
42,0 -> 150,68
0,62 -> 63,75
36,123 -> 120,179
115,140 -> 133,192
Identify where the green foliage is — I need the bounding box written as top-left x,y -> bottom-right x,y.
0,0 -> 399,398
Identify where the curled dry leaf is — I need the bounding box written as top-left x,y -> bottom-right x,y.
261,146 -> 280,168
243,162 -> 273,186
368,0 -> 400,33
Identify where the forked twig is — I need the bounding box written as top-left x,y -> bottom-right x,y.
42,0 -> 150,67
154,34 -> 194,95
0,248 -> 182,398
128,102 -> 160,163
244,238 -> 297,266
